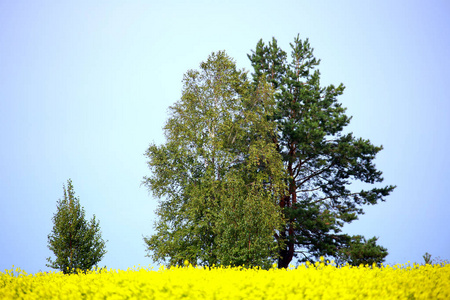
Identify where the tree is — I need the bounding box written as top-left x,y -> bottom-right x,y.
423,252 -> 433,265
336,235 -> 388,266
143,51 -> 286,268
248,35 -> 396,268
47,179 -> 106,274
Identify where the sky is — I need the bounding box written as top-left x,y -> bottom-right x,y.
1,0 -> 449,273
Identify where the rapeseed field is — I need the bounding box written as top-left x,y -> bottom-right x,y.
1,260 -> 449,299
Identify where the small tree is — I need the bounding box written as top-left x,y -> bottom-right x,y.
423,252 -> 432,265
47,179 -> 106,274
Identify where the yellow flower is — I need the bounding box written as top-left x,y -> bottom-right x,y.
1,263 -> 449,299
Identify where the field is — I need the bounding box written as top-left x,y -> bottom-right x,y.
1,260 -> 449,299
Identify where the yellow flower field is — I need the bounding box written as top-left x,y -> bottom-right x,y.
1,261 -> 449,299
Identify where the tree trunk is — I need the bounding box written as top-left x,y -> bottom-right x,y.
278,172 -> 297,268
278,228 -> 294,268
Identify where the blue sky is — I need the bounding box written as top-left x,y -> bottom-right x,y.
1,0 -> 449,273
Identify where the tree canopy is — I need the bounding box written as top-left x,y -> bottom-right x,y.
336,235 -> 388,266
143,52 -> 286,268
144,35 -> 395,268
248,35 -> 395,267
47,179 -> 106,274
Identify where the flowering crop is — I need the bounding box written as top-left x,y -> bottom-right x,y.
1,261 -> 449,299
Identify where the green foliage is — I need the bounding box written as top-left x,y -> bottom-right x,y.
248,35 -> 396,267
145,35 -> 395,269
336,235 -> 388,266
143,51 -> 286,268
47,179 -> 106,274
421,252 -> 449,266
423,252 -> 432,264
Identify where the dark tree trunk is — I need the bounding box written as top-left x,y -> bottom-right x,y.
278,229 -> 295,268
278,185 -> 296,268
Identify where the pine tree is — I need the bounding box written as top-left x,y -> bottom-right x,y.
336,236 -> 388,266
47,179 -> 106,274
248,35 -> 395,268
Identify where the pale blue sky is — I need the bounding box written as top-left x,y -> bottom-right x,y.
1,0 -> 449,273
